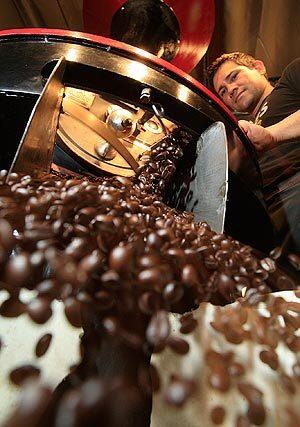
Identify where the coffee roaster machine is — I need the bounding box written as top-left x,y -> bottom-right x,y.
0,0 -> 275,253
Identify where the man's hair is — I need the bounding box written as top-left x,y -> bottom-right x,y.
206,52 -> 268,89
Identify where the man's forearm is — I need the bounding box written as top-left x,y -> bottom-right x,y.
267,109 -> 300,142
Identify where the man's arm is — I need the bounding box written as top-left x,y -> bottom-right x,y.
239,109 -> 300,152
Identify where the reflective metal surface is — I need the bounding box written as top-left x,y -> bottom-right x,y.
61,97 -> 139,174
7,57 -> 65,178
190,122 -> 228,233
0,35 -> 243,134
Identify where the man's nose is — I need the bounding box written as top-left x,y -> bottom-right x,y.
228,85 -> 237,99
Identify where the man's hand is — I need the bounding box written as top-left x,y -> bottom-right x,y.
238,120 -> 277,153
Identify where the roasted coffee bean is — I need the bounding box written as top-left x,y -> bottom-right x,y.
27,297 -> 52,324
4,253 -> 32,287
101,270 -> 121,290
260,257 -> 276,273
0,296 -> 26,318
138,267 -> 166,289
167,337 -> 189,354
9,364 -> 40,386
65,237 -> 90,259
163,282 -> 184,303
181,264 -> 199,287
0,219 -> 15,251
237,383 -> 265,425
108,245 -> 134,275
138,291 -> 160,315
35,333 -> 52,358
259,349 -> 279,370
137,254 -> 161,269
180,316 -> 197,334
211,406 -> 226,425
64,297 -> 82,328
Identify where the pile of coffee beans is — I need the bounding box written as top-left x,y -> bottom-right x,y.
151,291 -> 300,426
0,128 -> 298,426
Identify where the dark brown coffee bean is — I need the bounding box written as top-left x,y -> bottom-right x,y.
217,273 -> 235,300
64,297 -> 82,328
237,383 -> 265,425
4,253 -> 32,287
167,337 -> 189,355
9,364 -> 40,386
137,254 -> 161,269
181,264 -> 199,287
138,267 -> 166,289
27,297 -> 52,324
260,257 -> 276,272
79,250 -> 103,275
79,377 -> 107,415
35,333 -> 52,358
108,245 -> 134,275
65,237 -> 90,259
0,219 -> 15,251
36,279 -> 57,296
179,315 -> 198,334
0,296 -> 26,318
211,406 -> 226,424
101,270 -> 121,290
269,246 -> 282,260
163,282 -> 184,303
138,292 -> 160,315
75,207 -> 98,226
259,349 -> 279,370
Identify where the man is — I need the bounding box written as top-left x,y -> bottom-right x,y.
207,53 -> 300,255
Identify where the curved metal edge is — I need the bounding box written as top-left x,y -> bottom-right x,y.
0,29 -> 261,179
0,28 -> 235,123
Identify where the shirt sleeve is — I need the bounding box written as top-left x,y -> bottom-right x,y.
278,57 -> 300,96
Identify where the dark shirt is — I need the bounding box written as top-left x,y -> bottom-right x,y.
255,58 -> 300,194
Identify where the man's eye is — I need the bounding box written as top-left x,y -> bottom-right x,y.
230,72 -> 238,82
220,89 -> 226,97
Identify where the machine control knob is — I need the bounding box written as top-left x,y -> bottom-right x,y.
94,142 -> 116,160
106,108 -> 136,137
140,88 -> 152,104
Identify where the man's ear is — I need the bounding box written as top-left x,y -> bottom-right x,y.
252,60 -> 266,75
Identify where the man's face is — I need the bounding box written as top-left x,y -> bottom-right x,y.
213,60 -> 268,113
